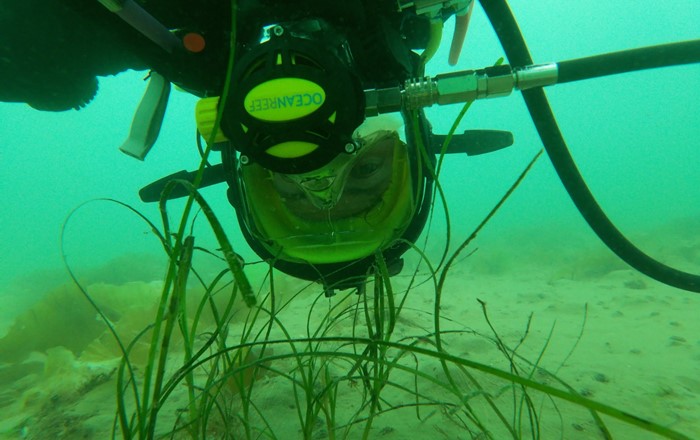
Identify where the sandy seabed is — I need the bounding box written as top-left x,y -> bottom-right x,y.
0,235 -> 698,440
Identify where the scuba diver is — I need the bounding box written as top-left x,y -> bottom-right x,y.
2,0 -> 700,295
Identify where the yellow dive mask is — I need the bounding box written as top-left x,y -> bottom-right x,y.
236,114 -> 418,264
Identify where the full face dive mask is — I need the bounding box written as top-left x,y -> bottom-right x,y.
193,17 -> 435,291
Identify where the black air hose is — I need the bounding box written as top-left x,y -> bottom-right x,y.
557,40 -> 700,84
478,0 -> 700,293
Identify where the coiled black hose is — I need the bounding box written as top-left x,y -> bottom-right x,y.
479,0 -> 700,293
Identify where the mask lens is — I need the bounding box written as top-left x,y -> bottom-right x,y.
272,130 -> 399,218
236,114 -> 415,264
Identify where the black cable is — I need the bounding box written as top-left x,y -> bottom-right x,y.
478,0 -> 700,293
557,39 -> 700,84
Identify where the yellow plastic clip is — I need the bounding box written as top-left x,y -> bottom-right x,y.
195,97 -> 229,143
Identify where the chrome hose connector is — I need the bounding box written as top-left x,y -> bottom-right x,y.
364,63 -> 558,115
403,76 -> 438,110
514,63 -> 559,90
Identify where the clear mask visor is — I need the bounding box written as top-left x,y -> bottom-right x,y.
273,114 -> 406,212
236,113 -> 415,264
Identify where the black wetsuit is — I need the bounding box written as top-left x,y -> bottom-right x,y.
0,0 -> 426,111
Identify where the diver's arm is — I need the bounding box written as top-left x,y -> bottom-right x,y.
0,0 -> 150,111
0,0 -> 228,111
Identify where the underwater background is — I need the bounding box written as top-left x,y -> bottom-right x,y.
1,0 -> 698,294
1,1 -> 699,438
